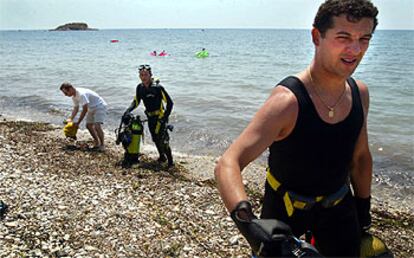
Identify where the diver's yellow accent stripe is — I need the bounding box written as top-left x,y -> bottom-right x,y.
158,106 -> 164,118
161,90 -> 167,103
155,121 -> 161,134
134,96 -> 140,107
159,91 -> 166,118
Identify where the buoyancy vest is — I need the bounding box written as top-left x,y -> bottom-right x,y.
268,76 -> 364,196
135,82 -> 173,118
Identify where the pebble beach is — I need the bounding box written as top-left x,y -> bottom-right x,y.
0,117 -> 413,257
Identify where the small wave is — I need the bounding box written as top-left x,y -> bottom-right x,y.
0,95 -> 68,124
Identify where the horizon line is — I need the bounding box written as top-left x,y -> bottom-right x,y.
1,27 -> 413,32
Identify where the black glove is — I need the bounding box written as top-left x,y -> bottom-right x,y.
160,116 -> 168,125
122,112 -> 132,125
122,111 -> 130,119
354,196 -> 372,233
230,201 -> 292,257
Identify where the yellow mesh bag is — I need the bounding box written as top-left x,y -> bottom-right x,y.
63,122 -> 78,139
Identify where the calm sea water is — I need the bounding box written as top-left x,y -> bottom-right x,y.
0,29 -> 413,207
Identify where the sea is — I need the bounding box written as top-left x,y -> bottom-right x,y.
0,29 -> 413,209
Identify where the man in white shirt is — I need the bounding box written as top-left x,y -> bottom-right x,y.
60,82 -> 107,151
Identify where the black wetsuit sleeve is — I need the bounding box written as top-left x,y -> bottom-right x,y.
125,99 -> 137,113
125,85 -> 141,113
160,86 -> 173,118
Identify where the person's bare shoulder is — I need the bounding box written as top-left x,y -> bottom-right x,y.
255,85 -> 298,140
265,85 -> 299,117
354,79 -> 370,109
354,79 -> 369,93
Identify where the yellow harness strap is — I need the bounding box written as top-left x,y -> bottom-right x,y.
292,199 -> 308,210
283,192 -> 294,217
266,167 -> 281,190
266,168 -> 294,216
147,110 -> 161,116
266,168 -> 342,217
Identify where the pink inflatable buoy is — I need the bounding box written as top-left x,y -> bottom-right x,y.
150,50 -> 168,56
159,51 -> 168,56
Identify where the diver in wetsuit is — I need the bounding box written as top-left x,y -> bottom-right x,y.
124,64 -> 174,167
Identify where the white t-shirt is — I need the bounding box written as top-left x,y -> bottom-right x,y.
72,88 -> 107,109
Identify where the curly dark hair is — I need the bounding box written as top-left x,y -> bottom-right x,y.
313,0 -> 378,37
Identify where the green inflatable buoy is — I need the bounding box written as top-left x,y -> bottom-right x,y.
196,50 -> 209,58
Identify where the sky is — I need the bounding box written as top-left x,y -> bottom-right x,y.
0,0 -> 413,30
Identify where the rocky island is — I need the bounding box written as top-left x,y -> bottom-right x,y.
50,22 -> 97,31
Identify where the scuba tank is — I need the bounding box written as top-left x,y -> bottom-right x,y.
298,231 -> 394,258
360,233 -> 394,258
125,115 -> 144,162
115,113 -> 144,167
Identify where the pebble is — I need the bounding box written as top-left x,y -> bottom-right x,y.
5,221 -> 18,227
229,235 -> 240,245
0,120 -> 412,258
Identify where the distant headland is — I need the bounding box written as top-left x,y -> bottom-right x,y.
50,22 -> 97,31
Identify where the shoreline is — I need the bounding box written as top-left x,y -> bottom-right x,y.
1,112 -> 412,212
0,117 -> 413,257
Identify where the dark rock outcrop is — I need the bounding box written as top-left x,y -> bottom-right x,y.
51,22 -> 97,31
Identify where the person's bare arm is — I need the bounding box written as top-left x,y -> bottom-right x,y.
214,86 -> 298,212
74,104 -> 88,127
67,106 -> 79,122
350,80 -> 372,198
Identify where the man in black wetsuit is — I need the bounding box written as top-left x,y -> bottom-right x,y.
215,0 -> 378,257
125,64 -> 174,167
